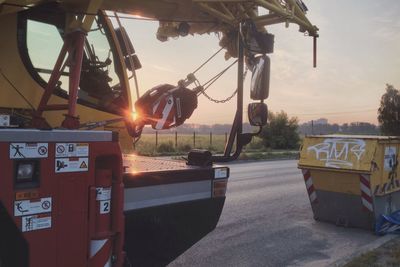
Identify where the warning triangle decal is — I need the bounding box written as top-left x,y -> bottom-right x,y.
80,161 -> 88,169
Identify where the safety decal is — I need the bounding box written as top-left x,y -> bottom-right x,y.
21,214 -> 51,232
0,114 -> 10,126
15,190 -> 39,201
302,169 -> 317,204
96,187 -> 112,201
55,157 -> 89,173
14,197 -> 52,217
55,143 -> 89,158
384,147 -> 397,172
10,143 -> 48,159
360,174 -> 373,212
100,200 -> 111,214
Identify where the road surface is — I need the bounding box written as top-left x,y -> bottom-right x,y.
170,160 -> 378,267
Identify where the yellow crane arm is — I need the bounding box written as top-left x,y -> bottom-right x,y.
1,0 -> 318,37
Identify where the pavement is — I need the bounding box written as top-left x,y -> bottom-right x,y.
169,160 -> 384,267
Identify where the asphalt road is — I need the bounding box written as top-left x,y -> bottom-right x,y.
169,160 -> 379,267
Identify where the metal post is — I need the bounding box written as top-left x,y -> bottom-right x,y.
311,120 -> 314,135
32,38 -> 70,128
224,23 -> 244,157
193,132 -> 196,148
62,30 -> 86,129
156,131 -> 158,148
175,131 -> 178,148
313,36 -> 317,68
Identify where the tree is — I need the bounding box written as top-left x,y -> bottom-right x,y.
260,111 -> 300,149
378,84 -> 400,135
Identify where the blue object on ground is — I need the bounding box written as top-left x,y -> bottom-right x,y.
376,210 -> 400,235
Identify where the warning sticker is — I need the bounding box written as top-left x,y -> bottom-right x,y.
55,143 -> 89,158
16,190 -> 39,201
21,214 -> 52,232
14,197 -> 52,217
100,200 -> 111,214
55,158 -> 89,173
0,114 -> 10,127
96,187 -> 112,201
10,143 -> 48,159
384,147 -> 397,171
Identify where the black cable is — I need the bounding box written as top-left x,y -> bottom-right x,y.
192,46 -> 225,75
0,68 -> 35,111
200,59 -> 238,92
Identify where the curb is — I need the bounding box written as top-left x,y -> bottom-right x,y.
329,234 -> 398,267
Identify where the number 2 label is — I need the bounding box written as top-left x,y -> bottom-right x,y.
100,200 -> 111,214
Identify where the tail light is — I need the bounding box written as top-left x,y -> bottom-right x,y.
213,180 -> 228,197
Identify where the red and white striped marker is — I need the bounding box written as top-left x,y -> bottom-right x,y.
302,169 -> 317,204
360,174 -> 373,212
89,239 -> 112,267
152,95 -> 176,130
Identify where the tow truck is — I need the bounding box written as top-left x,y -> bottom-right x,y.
0,1 -> 318,266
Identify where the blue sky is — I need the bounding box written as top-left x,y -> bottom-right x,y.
118,1 -> 400,124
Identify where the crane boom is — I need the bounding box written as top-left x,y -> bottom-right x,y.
1,0 -> 318,35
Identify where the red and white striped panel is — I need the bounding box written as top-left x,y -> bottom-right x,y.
302,169 -> 317,204
360,174 -> 373,212
152,95 -> 176,130
89,239 -> 112,267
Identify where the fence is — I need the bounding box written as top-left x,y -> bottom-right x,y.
135,132 -> 230,155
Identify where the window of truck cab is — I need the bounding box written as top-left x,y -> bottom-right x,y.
17,7 -> 128,116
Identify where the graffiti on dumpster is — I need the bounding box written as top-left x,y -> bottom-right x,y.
307,138 -> 366,168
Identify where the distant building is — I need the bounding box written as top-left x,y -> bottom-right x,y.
314,118 -> 328,125
302,118 -> 328,126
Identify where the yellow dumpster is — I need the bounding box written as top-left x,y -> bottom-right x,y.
298,135 -> 400,230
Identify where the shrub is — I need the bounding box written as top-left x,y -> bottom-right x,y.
157,142 -> 175,153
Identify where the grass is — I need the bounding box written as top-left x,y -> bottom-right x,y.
238,150 -> 298,161
344,238 -> 400,267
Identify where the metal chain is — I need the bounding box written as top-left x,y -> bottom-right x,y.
200,88 -> 238,103
199,69 -> 248,104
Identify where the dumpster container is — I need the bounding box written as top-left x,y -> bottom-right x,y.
298,135 -> 400,230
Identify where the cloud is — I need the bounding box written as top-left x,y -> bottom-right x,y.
149,64 -> 177,73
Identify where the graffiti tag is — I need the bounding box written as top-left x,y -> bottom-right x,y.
307,138 -> 366,168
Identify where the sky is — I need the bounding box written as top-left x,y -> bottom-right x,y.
117,1 -> 400,125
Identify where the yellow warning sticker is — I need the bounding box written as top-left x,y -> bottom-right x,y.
55,158 -> 89,173
80,161 -> 88,169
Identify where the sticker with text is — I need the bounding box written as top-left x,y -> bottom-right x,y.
55,158 -> 89,173
55,143 -> 89,158
14,197 -> 52,217
21,214 -> 51,232
10,143 -> 48,159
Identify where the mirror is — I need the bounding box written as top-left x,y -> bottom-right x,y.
115,27 -> 135,57
248,103 -> 268,126
125,55 -> 142,71
250,55 -> 270,100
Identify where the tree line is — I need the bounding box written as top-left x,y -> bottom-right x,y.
259,84 -> 399,149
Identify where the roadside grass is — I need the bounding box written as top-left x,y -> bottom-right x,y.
238,150 -> 298,161
133,134 -> 298,160
343,237 -> 400,267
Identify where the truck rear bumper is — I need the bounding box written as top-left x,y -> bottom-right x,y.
124,197 -> 225,266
